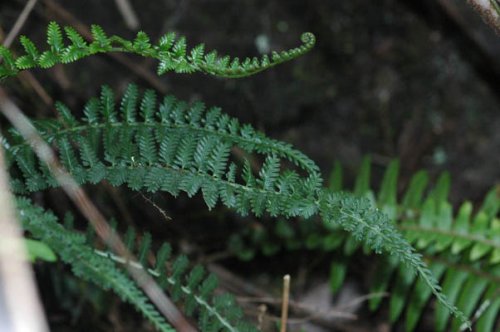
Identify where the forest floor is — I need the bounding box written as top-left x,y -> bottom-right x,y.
1,0 -> 499,331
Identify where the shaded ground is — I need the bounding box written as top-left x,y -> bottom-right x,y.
1,0 -> 499,331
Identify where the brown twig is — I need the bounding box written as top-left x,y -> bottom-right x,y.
0,140 -> 49,331
140,192 -> 172,222
466,0 -> 500,34
209,263 -> 358,330
114,0 -> 140,30
0,87 -> 196,332
238,296 -> 360,322
280,274 -> 291,332
2,0 -> 38,48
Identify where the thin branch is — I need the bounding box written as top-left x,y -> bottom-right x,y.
114,0 -> 140,30
0,139 -> 49,332
0,88 -> 196,332
2,0 -> 38,48
466,0 -> 500,34
280,275 -> 291,332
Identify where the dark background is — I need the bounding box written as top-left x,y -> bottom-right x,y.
1,0 -> 499,331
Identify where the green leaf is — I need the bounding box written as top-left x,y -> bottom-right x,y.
329,261 -> 347,294
190,44 -> 205,64
138,232 -> 152,266
64,26 -> 87,48
20,35 -> 40,59
55,101 -> 78,126
416,198 -> 436,249
434,269 -> 468,332
120,83 -> 139,123
433,202 -> 453,252
354,155 -> 371,196
172,37 -> 187,58
259,155 -> 280,190
478,187 -> 500,218
208,143 -> 231,179
389,263 -> 418,322
328,160 -> 343,192
81,99 -> 99,125
158,32 -> 176,51
46,21 -> 63,51
469,212 -> 492,260
405,263 -> 447,332
401,170 -> 428,210
100,85 -> 117,121
475,278 -> 500,332
451,202 -> 473,254
90,24 -> 111,51
140,89 -> 157,122
450,275 -> 488,332
429,172 -> 451,205
16,36 -> 39,68
378,159 -> 399,219
38,50 -> 59,68
25,239 -> 57,262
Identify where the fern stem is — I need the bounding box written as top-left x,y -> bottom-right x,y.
0,22 -> 316,80
12,120 -> 318,176
94,249 -> 244,332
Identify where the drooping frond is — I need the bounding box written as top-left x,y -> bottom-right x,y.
16,197 -> 175,332
93,231 -> 259,332
17,197 -> 259,332
0,21 -> 316,80
230,157 -> 499,331
3,86 -> 469,328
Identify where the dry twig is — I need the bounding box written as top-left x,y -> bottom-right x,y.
2,0 -> 38,48
467,0 -> 500,34
280,275 -> 291,332
0,140 -> 49,332
114,0 -> 140,30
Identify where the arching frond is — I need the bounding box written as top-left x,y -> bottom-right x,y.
230,157 -> 499,331
0,21 -> 316,80
17,197 -> 258,331
4,86 -> 470,328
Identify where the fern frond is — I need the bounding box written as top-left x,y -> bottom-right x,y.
4,86 -> 469,328
16,198 -> 175,332
0,21 -> 315,80
231,157 -> 499,331
18,197 -> 260,331
89,228 -> 257,332
7,84 -> 321,216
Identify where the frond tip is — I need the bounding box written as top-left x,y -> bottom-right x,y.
0,21 -> 316,80
319,192 -> 472,330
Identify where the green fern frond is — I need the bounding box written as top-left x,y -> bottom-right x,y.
3,86 -> 470,328
7,84 -> 321,218
93,220 -> 258,331
0,21 -> 315,80
17,197 -> 259,331
16,198 -> 175,332
230,157 -> 499,331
